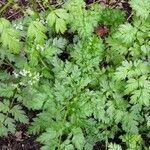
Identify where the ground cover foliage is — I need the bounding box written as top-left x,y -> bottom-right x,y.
0,0 -> 150,149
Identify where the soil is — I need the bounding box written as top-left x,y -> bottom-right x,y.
0,0 -> 135,150
0,124 -> 41,150
93,141 -> 105,150
0,110 -> 41,150
0,0 -> 28,20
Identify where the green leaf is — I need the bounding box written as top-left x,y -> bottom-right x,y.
4,117 -> 16,134
47,9 -> 69,33
125,78 -> 139,94
47,11 -> 56,27
65,144 -> 74,150
72,128 -> 85,150
114,23 -> 137,44
0,18 -> 10,32
52,37 -> 67,49
27,21 -> 47,44
0,125 -> 8,137
0,83 -> 15,98
38,128 -> 57,143
10,105 -> 29,124
55,18 -> 67,34
0,18 -> 20,53
54,9 -> 69,20
130,0 -> 150,19
131,88 -> 150,106
108,143 -> 122,150
0,101 -> 9,113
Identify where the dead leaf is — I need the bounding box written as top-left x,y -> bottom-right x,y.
14,131 -> 23,141
95,25 -> 109,38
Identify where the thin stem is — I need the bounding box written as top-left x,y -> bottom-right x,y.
0,0 -> 14,15
3,88 -> 18,123
39,57 -> 51,71
5,59 -> 15,68
45,3 -> 53,11
31,0 -> 37,12
7,10 -> 21,19
57,102 -> 70,150
14,5 -> 27,15
31,0 -> 40,17
127,12 -> 134,21
105,134 -> 108,150
37,0 -> 45,12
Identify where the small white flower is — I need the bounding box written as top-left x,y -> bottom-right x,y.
19,82 -> 26,86
27,70 -> 31,74
32,80 -> 36,84
13,71 -> 19,78
40,19 -> 45,24
28,80 -> 33,86
19,69 -> 28,76
41,47 -> 44,52
33,73 -> 40,81
14,23 -> 23,30
28,81 -> 32,85
28,72 -> 32,77
12,83 -> 18,88
13,24 -> 17,27
36,18 -> 40,21
18,24 -> 23,30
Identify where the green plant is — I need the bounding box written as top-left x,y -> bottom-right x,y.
0,0 -> 149,149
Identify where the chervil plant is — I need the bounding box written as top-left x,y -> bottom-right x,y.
0,0 -> 149,149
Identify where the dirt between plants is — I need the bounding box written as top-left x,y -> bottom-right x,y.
0,124 -> 41,150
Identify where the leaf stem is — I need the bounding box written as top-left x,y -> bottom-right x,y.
37,0 -> 45,12
31,0 -> 40,17
3,87 -> 18,123
31,0 -> 37,13
57,102 -> 70,150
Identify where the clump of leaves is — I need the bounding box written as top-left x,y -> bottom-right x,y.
0,0 -> 149,150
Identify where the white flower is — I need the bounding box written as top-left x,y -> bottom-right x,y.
12,83 -> 18,88
13,71 -> 19,78
40,19 -> 45,24
28,72 -> 32,77
33,73 -> 40,81
28,81 -> 33,86
16,25 -> 23,30
36,18 -> 40,21
19,82 -> 26,86
19,69 -> 29,76
13,23 -> 23,30
13,24 -> 17,27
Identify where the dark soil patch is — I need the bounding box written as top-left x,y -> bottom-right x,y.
0,109 -> 41,150
144,137 -> 150,147
93,141 -> 105,150
58,51 -> 70,62
0,62 -> 14,74
0,123 -> 41,150
121,0 -> 132,22
0,0 -> 29,20
142,134 -> 150,148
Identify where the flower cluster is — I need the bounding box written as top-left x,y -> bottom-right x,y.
36,18 -> 46,25
13,69 -> 41,86
13,22 -> 23,30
